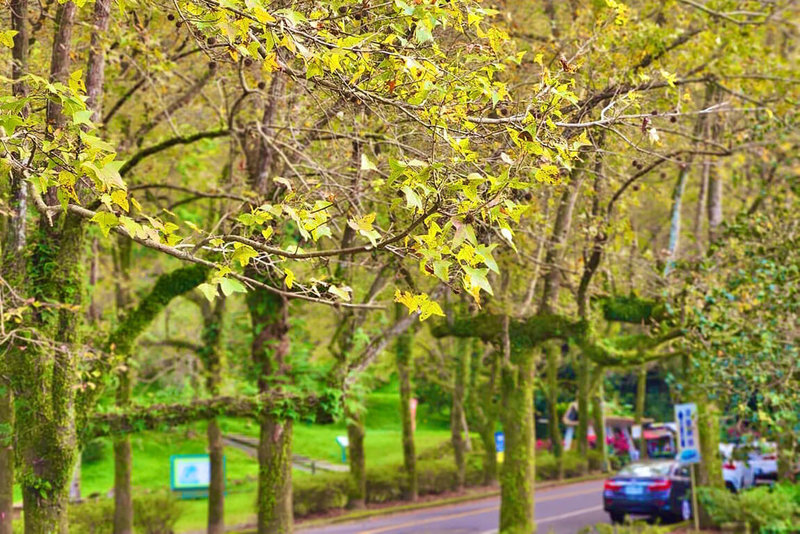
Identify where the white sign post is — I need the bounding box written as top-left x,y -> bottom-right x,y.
675,403 -> 701,531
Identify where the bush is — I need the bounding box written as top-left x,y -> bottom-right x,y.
293,472 -> 350,516
698,484 -> 800,533
68,499 -> 114,534
81,439 -> 108,465
133,493 -> 182,534
739,486 -> 800,532
536,451 -> 589,481
697,486 -> 742,525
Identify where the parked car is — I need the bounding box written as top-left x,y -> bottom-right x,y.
747,442 -> 778,482
719,443 -> 756,492
603,461 -> 693,524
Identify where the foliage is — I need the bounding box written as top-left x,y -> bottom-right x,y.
132,493 -> 183,534
698,484 -> 800,533
68,499 -> 114,534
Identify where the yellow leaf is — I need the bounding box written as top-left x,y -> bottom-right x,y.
253,6 -> 275,24
111,190 -> 129,212
284,268 -> 295,289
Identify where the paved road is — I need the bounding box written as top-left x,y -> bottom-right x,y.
299,479 -> 609,534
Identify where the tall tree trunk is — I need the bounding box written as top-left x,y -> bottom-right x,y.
396,315 -> 418,501
0,377 -> 12,534
346,409 -> 366,507
113,238 -> 133,534
592,380 -> 608,473
451,339 -> 469,490
473,346 -> 498,486
576,356 -> 590,474
200,298 -> 226,534
696,398 -> 724,527
543,342 -> 564,479
257,416 -> 293,534
634,366 -> 647,459
247,290 -> 293,534
206,419 -> 225,534
498,319 -> 536,534
1,3 -> 29,530
85,0 -> 111,122
777,429 -> 796,483
113,373 -> 133,534
707,163 -> 723,243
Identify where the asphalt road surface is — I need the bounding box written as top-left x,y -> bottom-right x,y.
299,479 -> 609,534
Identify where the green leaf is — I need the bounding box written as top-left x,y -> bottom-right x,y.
198,282 -> 218,302
360,153 -> 378,171
231,244 -> 258,267
401,185 -> 423,212
219,277 -> 247,296
90,211 -> 119,237
328,285 -> 352,301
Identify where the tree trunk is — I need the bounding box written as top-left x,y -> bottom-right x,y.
591,382 -> 608,473
0,377 -> 12,534
544,342 -> 564,479
663,164 -> 690,275
777,431 -> 796,483
634,366 -> 647,459
113,372 -> 133,534
696,398 -> 724,528
451,339 -> 469,490
346,408 -> 366,508
257,416 -> 293,534
200,298 -> 226,534
396,319 -> 418,501
247,289 -> 293,534
576,355 -> 590,474
707,163 -> 723,243
207,419 -> 225,534
498,340 -> 536,533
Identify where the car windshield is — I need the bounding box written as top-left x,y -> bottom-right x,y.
617,463 -> 672,478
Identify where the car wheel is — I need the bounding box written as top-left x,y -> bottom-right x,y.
681,499 -> 692,521
609,511 -> 625,524
726,480 -> 737,493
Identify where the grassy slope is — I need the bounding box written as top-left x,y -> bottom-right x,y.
13,384 -> 454,531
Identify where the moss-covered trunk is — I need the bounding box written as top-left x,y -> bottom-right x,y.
0,376 -> 12,534
396,322 -> 418,501
113,373 -> 133,534
634,366 -> 647,459
576,355 -> 590,474
543,342 -> 563,479
346,410 -> 366,507
248,288 -> 293,534
696,397 -> 724,528
498,345 -> 536,534
591,382 -> 608,473
200,298 -> 226,534
777,430 -> 796,483
473,347 -> 498,486
207,419 -> 225,534
451,339 -> 469,490
257,415 -> 293,533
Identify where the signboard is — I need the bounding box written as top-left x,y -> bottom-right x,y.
674,403 -> 701,464
170,454 -> 225,493
631,425 -> 642,440
336,435 -> 349,463
495,431 -> 505,463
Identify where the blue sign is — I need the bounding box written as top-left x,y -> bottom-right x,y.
494,431 -> 505,453
674,403 -> 701,464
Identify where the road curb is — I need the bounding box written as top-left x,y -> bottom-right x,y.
226,472 -> 608,533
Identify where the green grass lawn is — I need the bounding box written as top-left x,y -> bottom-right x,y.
13,385 -> 455,532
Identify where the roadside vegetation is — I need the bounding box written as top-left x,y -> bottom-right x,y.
1,0 -> 798,533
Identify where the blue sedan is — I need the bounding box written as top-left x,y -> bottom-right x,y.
603,461 -> 693,524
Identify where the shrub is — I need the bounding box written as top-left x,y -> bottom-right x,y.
68,499 -> 114,534
293,472 -> 349,516
698,484 -> 800,533
81,439 -> 108,465
133,493 -> 182,534
697,486 -> 742,525
739,486 -> 800,532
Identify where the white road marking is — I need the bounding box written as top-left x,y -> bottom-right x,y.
477,504 -> 604,534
